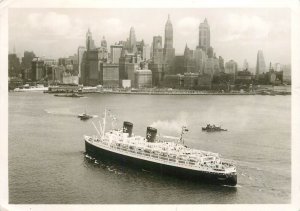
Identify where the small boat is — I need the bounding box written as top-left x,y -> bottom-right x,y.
54,93 -> 84,98
202,124 -> 227,132
78,107 -> 93,120
78,113 -> 93,120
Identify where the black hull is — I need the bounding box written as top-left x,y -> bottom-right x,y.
85,141 -> 237,186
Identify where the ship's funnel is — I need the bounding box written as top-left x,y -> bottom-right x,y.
146,127 -> 157,142
123,121 -> 133,137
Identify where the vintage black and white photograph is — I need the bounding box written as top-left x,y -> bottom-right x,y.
1,0 -> 299,210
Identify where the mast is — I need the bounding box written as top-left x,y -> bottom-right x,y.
102,108 -> 107,134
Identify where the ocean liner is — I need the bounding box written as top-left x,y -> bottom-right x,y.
84,109 -> 237,186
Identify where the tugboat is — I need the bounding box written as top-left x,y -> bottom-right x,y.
84,109 -> 237,186
202,124 -> 227,132
78,108 -> 93,120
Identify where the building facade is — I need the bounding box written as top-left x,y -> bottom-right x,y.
135,69 -> 152,88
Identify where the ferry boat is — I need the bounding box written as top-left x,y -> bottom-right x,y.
84,109 -> 237,186
202,124 -> 228,132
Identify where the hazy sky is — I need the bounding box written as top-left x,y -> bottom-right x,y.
9,8 -> 290,68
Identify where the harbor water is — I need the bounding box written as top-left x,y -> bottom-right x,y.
8,92 -> 291,204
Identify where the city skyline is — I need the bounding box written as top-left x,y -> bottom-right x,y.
9,8 -> 290,68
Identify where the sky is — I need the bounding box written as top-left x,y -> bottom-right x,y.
8,8 -> 291,69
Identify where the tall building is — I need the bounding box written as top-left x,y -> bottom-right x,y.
110,44 -> 123,64
101,63 -> 119,88
152,36 -> 163,64
128,27 -> 137,54
198,18 -> 210,53
194,48 -> 207,74
256,50 -> 266,75
78,46 -> 86,79
219,56 -> 225,73
135,69 -> 152,88
183,44 -> 196,73
31,57 -> 44,81
150,36 -> 164,86
86,28 -> 95,51
142,44 -> 151,60
163,14 -> 175,73
8,53 -> 21,77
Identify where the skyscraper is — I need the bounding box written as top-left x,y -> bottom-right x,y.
256,50 -> 266,75
152,36 -> 164,64
86,28 -> 95,51
110,44 -> 123,64
163,14 -> 175,73
150,36 -> 164,86
78,46 -> 86,78
198,18 -> 210,53
128,27 -> 137,54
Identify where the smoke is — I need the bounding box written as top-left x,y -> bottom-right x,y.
150,112 -> 188,134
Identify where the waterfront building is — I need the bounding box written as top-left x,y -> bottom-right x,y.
8,53 -> 21,77
134,69 -> 152,88
282,64 -> 291,84
235,70 -> 253,85
183,73 -> 198,89
198,18 -> 210,53
163,15 -> 175,74
162,74 -> 184,89
152,36 -> 164,64
173,56 -> 185,75
183,44 -> 196,73
126,62 -> 139,86
31,57 -> 44,81
78,46 -> 86,79
21,51 -> 35,69
21,51 -> 36,80
101,63 -> 119,88
198,74 -> 212,90
86,28 -> 96,51
53,65 -> 65,83
150,36 -> 164,86
204,57 -> 220,76
256,50 -> 266,75
149,63 -> 164,87
119,54 -> 140,82
194,47 -> 207,74
110,44 -> 123,64
62,72 -> 79,84
81,49 -> 102,86
225,60 -> 238,75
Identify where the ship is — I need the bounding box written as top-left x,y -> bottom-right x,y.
202,124 -> 228,132
84,109 -> 237,186
54,93 -> 84,98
